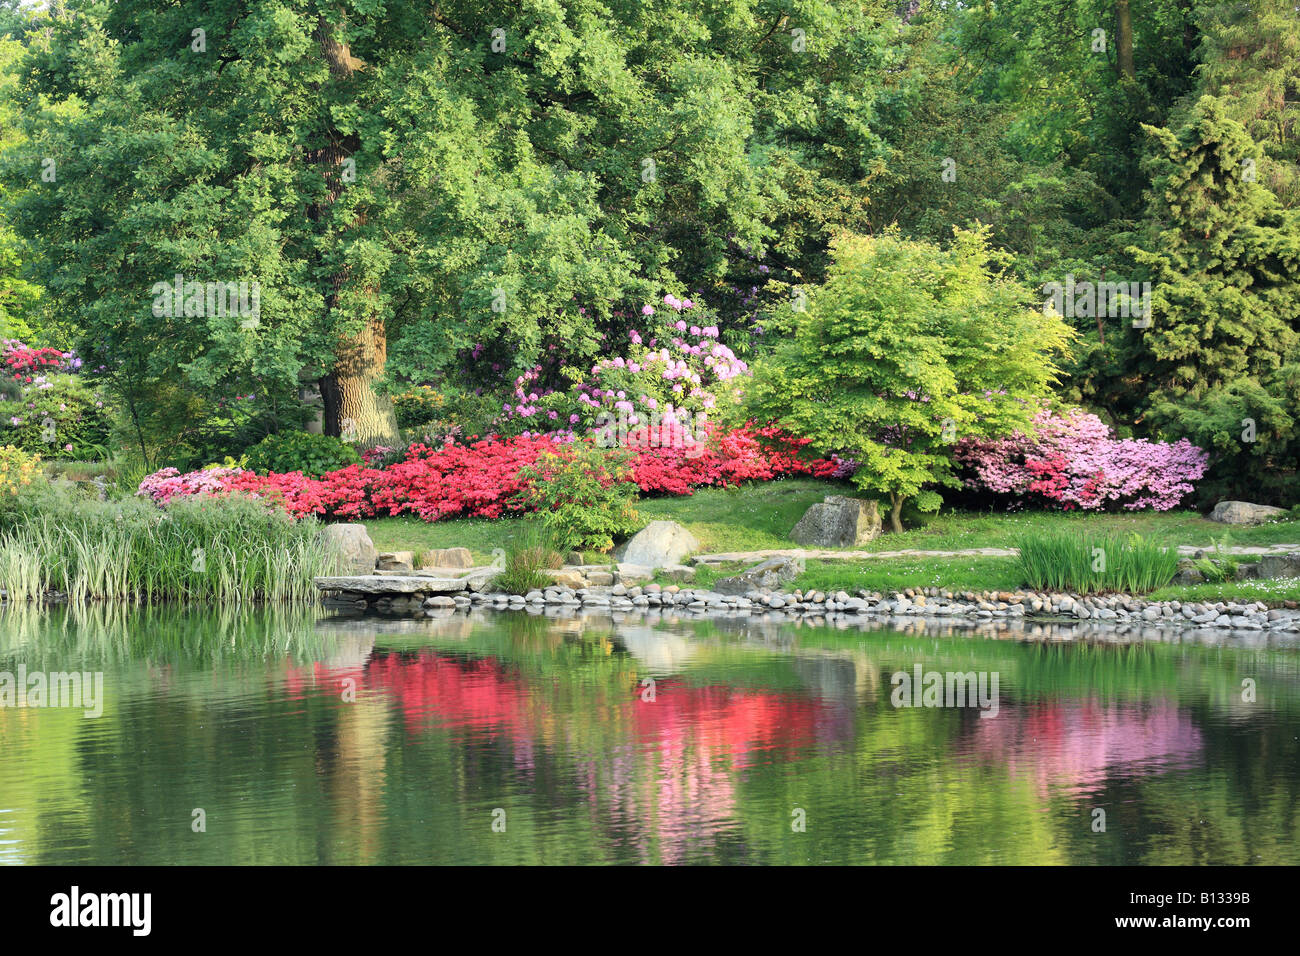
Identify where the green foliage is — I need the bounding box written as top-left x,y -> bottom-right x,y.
1015,530 -> 1179,594
1130,96 -> 1300,501
746,227 -> 1073,530
1191,0 -> 1300,208
514,444 -> 640,552
0,373 -> 110,459
0,484 -> 333,604
244,431 -> 361,477
491,519 -> 565,596
390,383 -> 502,441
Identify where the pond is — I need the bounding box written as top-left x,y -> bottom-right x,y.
1,605 -> 1297,865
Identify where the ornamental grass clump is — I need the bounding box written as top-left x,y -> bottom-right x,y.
0,487 -> 334,605
491,519 -> 565,596
1015,530 -> 1179,594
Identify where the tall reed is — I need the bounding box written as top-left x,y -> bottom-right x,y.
0,493 -> 335,606
1015,530 -> 1178,594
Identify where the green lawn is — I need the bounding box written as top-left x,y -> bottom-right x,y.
793,557 -> 1024,595
365,478 -> 845,561
366,479 -> 1300,563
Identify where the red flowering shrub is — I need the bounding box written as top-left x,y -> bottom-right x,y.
138,427 -> 835,520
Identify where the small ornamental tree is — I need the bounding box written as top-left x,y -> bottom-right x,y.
746,228 -> 1073,532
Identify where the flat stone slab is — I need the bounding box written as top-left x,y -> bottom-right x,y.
314,574 -> 468,595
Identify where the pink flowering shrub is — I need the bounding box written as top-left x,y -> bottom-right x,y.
954,408 -> 1207,511
493,295 -> 749,438
136,467 -> 247,505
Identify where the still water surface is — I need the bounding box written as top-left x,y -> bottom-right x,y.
1,605 -> 1297,864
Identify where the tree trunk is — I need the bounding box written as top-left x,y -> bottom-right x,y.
1116,0 -> 1135,80
312,12 -> 398,446
889,494 -> 904,534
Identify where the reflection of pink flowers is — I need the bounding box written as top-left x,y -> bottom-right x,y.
964,700 -> 1204,796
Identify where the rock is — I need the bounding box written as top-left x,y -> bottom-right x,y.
314,574 -> 466,595
423,595 -> 456,608
1234,562 -> 1260,580
1259,553 -> 1300,579
540,568 -> 586,590
616,563 -> 655,584
586,571 -> 614,586
418,547 -> 473,570
460,568 -> 500,593
614,520 -> 700,568
376,551 -> 414,572
789,495 -> 881,548
714,557 -> 803,596
1208,501 -> 1287,525
320,523 -> 377,574
566,551 -> 584,566
660,564 -> 696,582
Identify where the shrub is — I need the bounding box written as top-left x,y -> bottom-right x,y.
0,374 -> 111,460
137,427 -> 838,522
0,445 -> 40,496
955,408 -> 1208,511
513,444 -> 641,552
745,228 -> 1073,531
1015,531 -> 1179,594
244,431 -> 362,478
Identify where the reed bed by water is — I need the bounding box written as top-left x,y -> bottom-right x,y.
0,493 -> 335,605
1015,530 -> 1179,595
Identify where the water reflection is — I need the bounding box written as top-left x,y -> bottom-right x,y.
0,605 -> 1297,864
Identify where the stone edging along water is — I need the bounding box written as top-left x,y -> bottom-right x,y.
319,578 -> 1300,636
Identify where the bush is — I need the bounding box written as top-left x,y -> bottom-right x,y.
0,445 -> 40,496
0,374 -> 110,460
244,431 -> 361,478
513,444 -> 641,552
1015,531 -> 1179,594
136,428 -> 838,521
956,408 -> 1208,511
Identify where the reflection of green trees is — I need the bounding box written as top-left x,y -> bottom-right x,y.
2,608 -> 1298,863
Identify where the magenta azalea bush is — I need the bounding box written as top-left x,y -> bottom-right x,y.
955,408 -> 1207,511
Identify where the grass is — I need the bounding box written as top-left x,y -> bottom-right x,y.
1015,531 -> 1179,594
793,557 -> 1025,595
491,520 -> 565,595
366,477 -> 843,560
1146,579 -> 1300,604
0,492 -> 335,605
366,481 -> 1300,561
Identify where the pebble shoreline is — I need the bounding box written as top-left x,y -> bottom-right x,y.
353,582 -> 1300,634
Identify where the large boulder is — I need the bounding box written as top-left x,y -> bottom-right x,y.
714,556 -> 802,595
614,520 -> 700,568
320,523 -> 377,574
790,495 -> 881,547
1209,501 -> 1287,525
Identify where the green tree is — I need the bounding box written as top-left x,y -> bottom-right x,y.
745,227 -> 1073,532
1189,0 -> 1300,208
1130,95 -> 1300,500
0,34 -> 41,340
